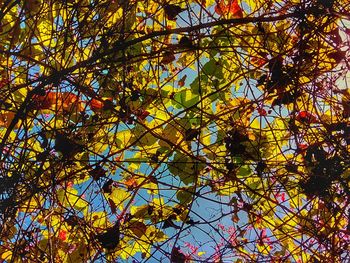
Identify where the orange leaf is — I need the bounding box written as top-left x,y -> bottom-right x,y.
89,98 -> 104,111
32,92 -> 56,110
60,93 -> 80,111
124,176 -> 138,190
214,1 -> 226,15
89,98 -> 113,112
32,92 -> 84,112
0,111 -> 15,128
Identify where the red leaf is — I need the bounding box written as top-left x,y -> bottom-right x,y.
136,110 -> 150,121
58,230 -> 67,241
178,75 -> 187,87
297,143 -> 308,154
215,0 -> 243,17
228,0 -> 243,17
257,108 -> 267,116
295,111 -> 317,123
32,92 -> 83,112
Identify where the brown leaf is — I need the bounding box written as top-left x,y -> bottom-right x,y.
171,247 -> 186,263
54,133 -> 84,158
102,179 -> 114,194
108,198 -> 117,214
178,75 -> 187,87
96,223 -> 120,250
184,128 -> 200,141
327,50 -> 346,64
162,51 -> 176,65
89,165 -> 106,181
178,37 -> 194,49
164,4 -> 185,20
128,221 -> 147,238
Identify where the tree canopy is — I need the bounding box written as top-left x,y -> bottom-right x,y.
0,0 -> 350,262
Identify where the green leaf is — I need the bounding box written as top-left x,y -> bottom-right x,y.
176,187 -> 194,205
202,59 -> 223,79
173,89 -> 199,109
237,165 -> 251,177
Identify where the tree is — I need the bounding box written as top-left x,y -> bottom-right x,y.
0,0 -> 349,262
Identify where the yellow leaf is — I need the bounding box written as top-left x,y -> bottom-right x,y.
57,188 -> 89,215
109,188 -> 131,210
37,19 -> 55,47
0,249 -> 12,261
257,243 -> 271,255
90,211 -> 108,228
20,195 -> 44,212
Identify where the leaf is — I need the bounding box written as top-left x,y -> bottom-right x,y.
89,165 -> 106,181
89,98 -> 105,111
57,188 -> 89,214
178,75 -> 187,87
54,132 -> 84,158
171,247 -> 186,263
215,0 -> 243,17
295,111 -> 317,124
65,215 -> 84,228
179,37 -> 194,49
32,92 -> 55,110
202,59 -> 223,78
272,90 -> 301,106
102,179 -> 114,194
0,249 -> 12,261
327,50 -> 345,64
32,92 -> 83,112
173,89 -> 199,109
168,152 -> 196,185
184,128 -> 200,141
20,195 -> 44,212
96,223 -> 120,250
58,230 -> 67,241
108,188 -> 131,210
128,221 -> 147,238
108,198 -> 117,214
0,111 -> 15,128
164,4 -> 185,20
237,165 -> 252,177
162,214 -> 180,229
176,187 -> 194,205
162,51 -> 176,64
135,109 -> 150,121
318,0 -> 334,8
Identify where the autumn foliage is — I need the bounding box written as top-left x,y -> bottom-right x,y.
0,0 -> 350,262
